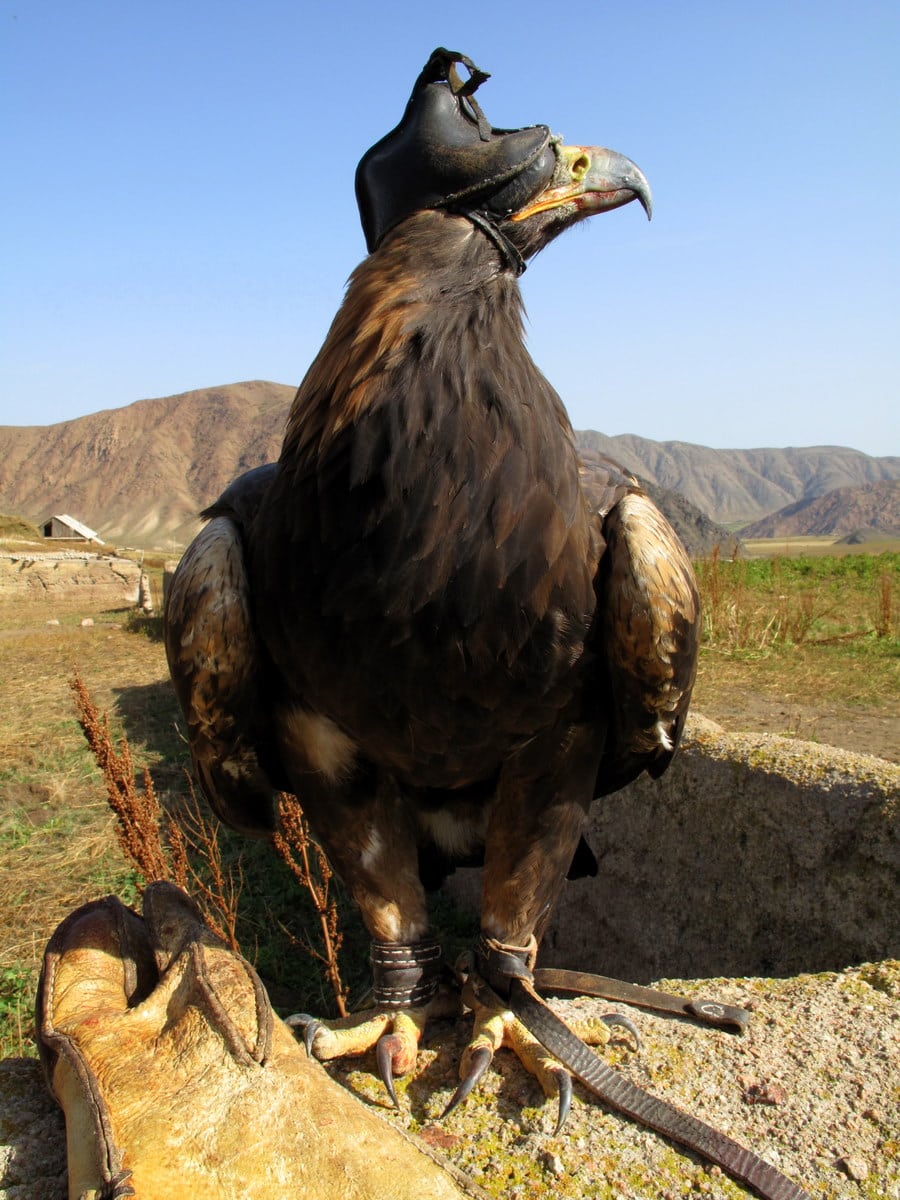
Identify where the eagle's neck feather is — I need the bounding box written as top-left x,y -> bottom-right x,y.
280,211 -> 565,468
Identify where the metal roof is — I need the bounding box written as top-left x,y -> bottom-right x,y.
44,514 -> 105,544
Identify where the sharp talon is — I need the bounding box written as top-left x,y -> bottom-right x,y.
284,1012 -> 312,1028
375,1034 -> 400,1107
304,1019 -> 326,1057
551,1067 -> 572,1136
602,1011 -> 641,1051
442,1044 -> 493,1118
284,1013 -> 322,1057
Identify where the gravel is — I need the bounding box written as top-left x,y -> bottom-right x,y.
330,960 -> 900,1200
2,958 -> 897,1197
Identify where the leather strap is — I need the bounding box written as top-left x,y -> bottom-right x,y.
508,979 -> 811,1200
471,939 -> 805,1196
477,935 -> 751,1033
462,209 -> 526,276
475,934 -> 536,996
534,967 -> 751,1033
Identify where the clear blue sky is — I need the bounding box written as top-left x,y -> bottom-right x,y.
2,1 -> 898,455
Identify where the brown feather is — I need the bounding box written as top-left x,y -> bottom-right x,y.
594,491 -> 699,792
249,211 -> 599,794
166,203 -> 700,955
164,513 -> 279,836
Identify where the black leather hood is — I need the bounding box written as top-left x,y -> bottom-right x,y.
356,48 -> 557,253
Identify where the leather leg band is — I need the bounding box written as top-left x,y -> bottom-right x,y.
371,937 -> 442,1008
476,934 -> 538,998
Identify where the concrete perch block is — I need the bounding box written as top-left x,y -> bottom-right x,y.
446,714 -> 900,981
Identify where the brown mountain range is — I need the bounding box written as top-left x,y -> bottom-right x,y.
0,382 -> 292,549
575,431 -> 900,527
0,380 -> 897,549
740,480 -> 900,539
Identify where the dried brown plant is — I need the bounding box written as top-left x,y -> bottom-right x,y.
273,794 -> 348,1017
70,670 -> 239,948
70,672 -> 348,998
165,786 -> 243,951
70,671 -> 171,885
876,567 -> 893,638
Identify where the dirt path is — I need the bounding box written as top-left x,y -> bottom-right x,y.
696,685 -> 899,764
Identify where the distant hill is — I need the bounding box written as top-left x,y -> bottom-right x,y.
575,431 -> 900,526
0,381 -> 896,549
577,449 -> 737,558
0,514 -> 42,541
740,480 -> 900,539
835,528 -> 892,545
0,381 -> 294,548
635,476 -> 740,557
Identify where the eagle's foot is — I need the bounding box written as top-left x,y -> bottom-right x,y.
288,1006 -> 429,1106
445,972 -> 638,1134
443,992 -> 573,1131
287,935 -> 453,1106
288,1007 -> 409,1061
288,991 -> 463,1105
444,938 -> 639,1132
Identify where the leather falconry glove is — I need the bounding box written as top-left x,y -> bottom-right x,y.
36,881 -> 484,1200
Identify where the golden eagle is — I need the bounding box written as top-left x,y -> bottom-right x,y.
165,47 -> 699,1120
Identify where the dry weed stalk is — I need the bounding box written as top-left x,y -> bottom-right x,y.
167,785 -> 243,951
876,568 -> 893,638
698,545 -> 724,639
70,671 -> 239,948
697,551 -> 848,651
70,671 -> 171,885
273,794 -> 348,1017
71,672 -> 349,1003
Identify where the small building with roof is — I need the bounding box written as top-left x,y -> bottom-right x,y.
41,514 -> 105,545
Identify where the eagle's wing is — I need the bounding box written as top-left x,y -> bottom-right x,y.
579,451 -> 700,797
164,465 -> 284,836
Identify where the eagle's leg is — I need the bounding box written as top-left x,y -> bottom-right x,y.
284,775 -> 450,1099
446,980 -> 571,1125
446,732 -> 638,1127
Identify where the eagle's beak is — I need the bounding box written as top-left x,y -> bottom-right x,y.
511,144 -> 652,222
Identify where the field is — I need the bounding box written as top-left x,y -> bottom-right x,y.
742,534 -> 900,558
695,546 -> 898,759
0,546 -> 897,1061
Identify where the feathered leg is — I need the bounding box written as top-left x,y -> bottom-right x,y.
283,773 -> 452,1100
446,727 -> 636,1129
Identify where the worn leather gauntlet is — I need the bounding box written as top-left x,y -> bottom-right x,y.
37,882 -> 479,1200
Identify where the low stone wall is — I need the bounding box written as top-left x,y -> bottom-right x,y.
0,553 -> 141,606
446,714 -> 900,981
0,1059 -> 66,1199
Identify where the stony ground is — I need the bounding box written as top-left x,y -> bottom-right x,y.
3,961 -> 897,1199
333,963 -> 900,1200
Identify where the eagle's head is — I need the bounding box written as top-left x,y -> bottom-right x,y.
356,47 -> 651,271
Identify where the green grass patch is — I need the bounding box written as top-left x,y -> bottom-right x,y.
696,551 -> 898,653
0,963 -> 35,1058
